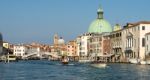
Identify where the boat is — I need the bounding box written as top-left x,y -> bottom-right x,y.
90,61 -> 107,68
140,60 -> 147,65
91,63 -> 107,68
78,59 -> 92,63
129,58 -> 140,64
61,56 -> 69,65
129,58 -> 150,65
146,60 -> 150,65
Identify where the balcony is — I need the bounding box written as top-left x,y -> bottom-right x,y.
125,47 -> 133,50
125,47 -> 133,53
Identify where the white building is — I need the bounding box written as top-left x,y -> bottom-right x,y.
76,33 -> 112,62
76,33 -> 91,60
13,45 -> 26,57
145,32 -> 150,56
122,21 -> 150,61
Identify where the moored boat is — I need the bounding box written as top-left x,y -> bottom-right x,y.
129,58 -> 140,64
140,60 -> 147,65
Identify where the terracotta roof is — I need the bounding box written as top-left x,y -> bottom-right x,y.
128,21 -> 150,24
121,21 -> 150,30
127,21 -> 150,27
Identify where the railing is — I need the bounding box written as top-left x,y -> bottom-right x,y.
22,52 -> 60,59
125,47 -> 133,50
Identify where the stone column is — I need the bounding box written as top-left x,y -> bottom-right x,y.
128,39 -> 130,48
129,38 -> 130,48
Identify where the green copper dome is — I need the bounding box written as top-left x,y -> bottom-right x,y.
88,6 -> 112,33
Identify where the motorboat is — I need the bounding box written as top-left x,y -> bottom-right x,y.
91,63 -> 107,68
61,56 -> 69,65
61,58 -> 69,64
90,61 -> 107,68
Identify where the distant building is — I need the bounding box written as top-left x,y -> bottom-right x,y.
66,40 -> 78,61
76,33 -> 91,60
13,45 -> 26,57
0,33 -> 3,55
52,34 -> 67,58
83,4 -> 150,63
110,24 -> 123,62
2,41 -> 9,55
54,34 -> 59,47
88,33 -> 112,62
76,6 -> 113,61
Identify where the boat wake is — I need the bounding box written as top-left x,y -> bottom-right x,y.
55,63 -> 75,66
67,63 -> 75,66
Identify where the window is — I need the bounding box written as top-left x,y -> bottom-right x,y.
132,38 -> 133,47
138,26 -> 140,30
134,39 -> 136,47
134,27 -> 136,31
120,32 -> 122,36
142,38 -> 145,47
142,26 -> 145,30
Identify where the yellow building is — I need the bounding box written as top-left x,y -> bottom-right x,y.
3,42 -> 9,49
113,24 -> 121,31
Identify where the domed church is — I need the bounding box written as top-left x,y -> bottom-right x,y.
88,6 -> 112,33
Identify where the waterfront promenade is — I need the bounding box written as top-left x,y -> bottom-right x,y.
0,60 -> 150,80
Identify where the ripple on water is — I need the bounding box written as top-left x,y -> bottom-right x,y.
1,61 -> 150,80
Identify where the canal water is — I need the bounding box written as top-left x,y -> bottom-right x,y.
0,60 -> 150,80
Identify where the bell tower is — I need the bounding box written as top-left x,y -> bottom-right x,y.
54,34 -> 59,46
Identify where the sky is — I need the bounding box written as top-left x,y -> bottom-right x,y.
0,0 -> 150,44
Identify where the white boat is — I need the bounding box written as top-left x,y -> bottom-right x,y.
140,61 -> 147,65
146,60 -> 150,65
129,58 -> 140,64
91,63 -> 107,68
78,59 -> 92,63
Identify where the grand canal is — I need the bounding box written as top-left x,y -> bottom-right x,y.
0,60 -> 150,80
